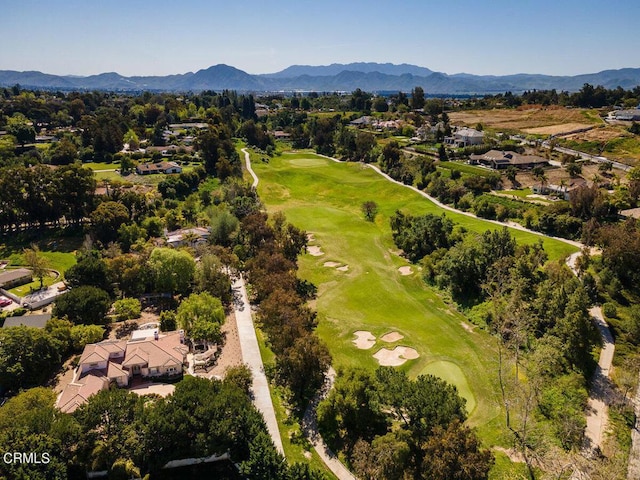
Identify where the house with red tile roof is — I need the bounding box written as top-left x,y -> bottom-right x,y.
56,331 -> 188,413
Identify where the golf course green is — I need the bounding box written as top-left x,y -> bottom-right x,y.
251,150 -> 578,442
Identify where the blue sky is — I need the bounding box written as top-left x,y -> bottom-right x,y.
2,0 -> 639,77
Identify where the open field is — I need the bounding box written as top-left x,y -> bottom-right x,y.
449,106 -> 603,132
252,151 -> 578,445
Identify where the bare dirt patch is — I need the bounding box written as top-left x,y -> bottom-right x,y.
373,346 -> 419,366
352,330 -> 376,350
336,265 -> 349,272
308,246 -> 324,256
398,266 -> 412,276
380,331 -> 404,343
523,123 -> 594,135
204,312 -> 243,379
323,261 -> 341,268
449,106 -> 599,131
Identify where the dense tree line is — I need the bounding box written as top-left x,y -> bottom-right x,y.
392,216 -> 599,454
242,211 -> 331,405
317,367 -> 493,480
0,163 -> 95,233
0,376 -> 325,479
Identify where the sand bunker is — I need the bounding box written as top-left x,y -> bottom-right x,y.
323,261 -> 341,267
398,266 -> 412,276
308,246 -> 324,256
352,331 -> 376,350
373,346 -> 419,366
337,265 -> 349,272
307,233 -> 316,242
380,331 -> 404,343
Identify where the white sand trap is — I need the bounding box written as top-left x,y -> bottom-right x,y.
323,261 -> 341,267
337,265 -> 349,271
398,266 -> 412,276
352,330 -> 376,350
381,331 -> 404,343
460,321 -> 473,332
373,346 -> 420,366
307,233 -> 316,242
308,246 -> 324,256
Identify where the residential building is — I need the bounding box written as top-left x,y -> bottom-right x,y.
135,161 -> 182,175
469,150 -> 549,170
165,226 -> 211,247
532,178 -> 587,200
608,109 -> 640,121
57,331 -> 188,413
0,268 -> 33,289
445,127 -> 485,147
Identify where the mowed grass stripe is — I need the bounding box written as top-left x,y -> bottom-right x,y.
252,152 -> 575,443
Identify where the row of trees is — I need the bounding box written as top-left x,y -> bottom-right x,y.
0,163 -> 95,233
244,211 -> 331,405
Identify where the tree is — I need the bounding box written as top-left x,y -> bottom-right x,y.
53,285 -> 112,325
23,244 -> 50,289
176,292 -> 225,343
410,86 -> 426,110
194,253 -> 232,305
65,253 -> 112,292
278,334 -> 331,404
505,166 -> 518,186
90,201 -> 130,244
420,420 -> 493,480
317,368 -> 388,452
49,137 -> 78,165
159,310 -> 177,332
148,247 -> 195,295
598,161 -> 613,174
0,327 -> 62,390
566,161 -> 582,178
112,298 -> 141,321
70,324 -> 105,350
74,388 -> 145,472
361,201 -> 378,222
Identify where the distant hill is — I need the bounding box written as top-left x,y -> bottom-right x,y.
264,62 -> 434,78
1,63 -> 639,94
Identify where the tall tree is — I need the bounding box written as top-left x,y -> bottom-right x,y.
23,244 -> 50,289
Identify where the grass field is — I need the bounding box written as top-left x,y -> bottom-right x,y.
0,232 -> 80,296
251,151 -> 578,448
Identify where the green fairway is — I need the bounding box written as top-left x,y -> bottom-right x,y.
251,151 -> 578,442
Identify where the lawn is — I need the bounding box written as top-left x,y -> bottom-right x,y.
0,232 -> 80,296
251,151 -> 578,447
438,160 -> 497,178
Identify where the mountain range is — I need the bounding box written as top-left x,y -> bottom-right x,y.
1,63 -> 639,94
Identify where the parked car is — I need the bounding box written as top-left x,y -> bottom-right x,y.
0,296 -> 12,308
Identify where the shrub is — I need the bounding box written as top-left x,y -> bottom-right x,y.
112,298 -> 142,322
603,302 -> 618,319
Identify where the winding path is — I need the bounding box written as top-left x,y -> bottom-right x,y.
301,367 -> 358,480
242,148 -> 259,188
